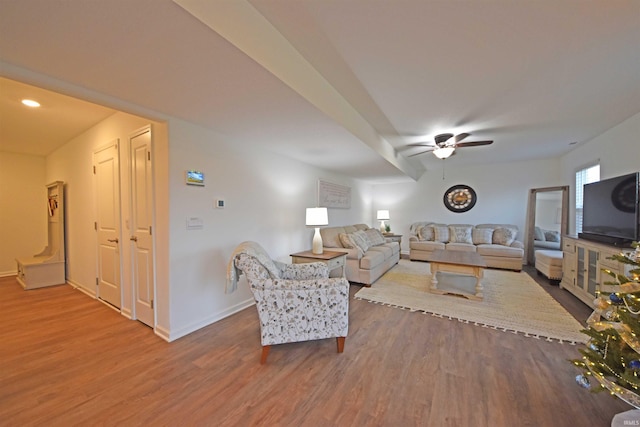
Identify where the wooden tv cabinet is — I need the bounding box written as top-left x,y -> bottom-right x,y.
560,235 -> 631,306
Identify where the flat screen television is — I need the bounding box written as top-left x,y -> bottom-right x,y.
579,171 -> 640,247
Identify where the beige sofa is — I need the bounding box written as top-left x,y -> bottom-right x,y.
408,222 -> 524,271
321,224 -> 400,286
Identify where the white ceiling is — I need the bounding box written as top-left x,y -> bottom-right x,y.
0,77 -> 115,156
0,0 -> 638,183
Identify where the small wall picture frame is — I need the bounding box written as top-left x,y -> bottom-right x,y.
186,170 -> 204,186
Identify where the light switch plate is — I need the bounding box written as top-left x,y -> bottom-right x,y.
186,217 -> 203,229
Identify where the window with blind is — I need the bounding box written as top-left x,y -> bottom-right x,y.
575,164 -> 600,233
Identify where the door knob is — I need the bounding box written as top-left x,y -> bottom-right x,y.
107,238 -> 119,243
130,236 -> 138,242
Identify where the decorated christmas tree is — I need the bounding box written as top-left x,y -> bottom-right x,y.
572,241 -> 640,408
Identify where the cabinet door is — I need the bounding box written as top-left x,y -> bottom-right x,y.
561,251 -> 576,289
586,249 -> 599,296
577,246 -> 585,290
576,246 -> 599,298
598,248 -> 628,290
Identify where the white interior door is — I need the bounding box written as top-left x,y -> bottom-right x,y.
130,128 -> 155,327
94,141 -> 122,308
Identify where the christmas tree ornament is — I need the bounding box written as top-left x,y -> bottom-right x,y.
602,306 -> 617,320
576,374 -> 591,389
630,360 -> 640,370
611,293 -> 624,304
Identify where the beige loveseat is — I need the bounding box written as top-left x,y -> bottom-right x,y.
321,224 -> 400,286
408,222 -> 524,271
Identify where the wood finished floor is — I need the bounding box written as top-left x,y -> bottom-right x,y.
0,265 -> 631,426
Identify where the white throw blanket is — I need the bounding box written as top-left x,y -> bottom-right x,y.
226,241 -> 281,293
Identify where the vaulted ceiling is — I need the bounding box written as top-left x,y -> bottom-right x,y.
1,0 -> 638,183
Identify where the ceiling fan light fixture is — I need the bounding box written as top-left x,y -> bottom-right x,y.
433,146 -> 455,159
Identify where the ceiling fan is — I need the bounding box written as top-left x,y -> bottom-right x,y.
406,133 -> 493,159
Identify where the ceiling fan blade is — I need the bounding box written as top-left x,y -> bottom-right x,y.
434,133 -> 454,145
398,143 -> 434,153
405,142 -> 436,148
456,140 -> 493,148
454,133 -> 470,143
408,148 -> 435,157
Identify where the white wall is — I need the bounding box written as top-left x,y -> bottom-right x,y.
535,198 -> 561,232
372,157 -> 563,253
0,152 -> 46,275
561,112 -> 640,235
165,118 -> 372,340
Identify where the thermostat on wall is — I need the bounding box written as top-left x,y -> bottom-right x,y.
216,199 -> 225,209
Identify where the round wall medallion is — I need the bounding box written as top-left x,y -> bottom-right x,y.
443,185 -> 477,213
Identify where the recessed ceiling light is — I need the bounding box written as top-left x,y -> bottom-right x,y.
21,99 -> 40,108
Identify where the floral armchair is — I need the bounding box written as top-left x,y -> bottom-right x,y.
229,241 -> 350,364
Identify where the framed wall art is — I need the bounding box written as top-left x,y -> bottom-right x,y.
318,179 -> 351,209
186,170 -> 205,186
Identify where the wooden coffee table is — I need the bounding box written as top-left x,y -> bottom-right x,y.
427,250 -> 487,301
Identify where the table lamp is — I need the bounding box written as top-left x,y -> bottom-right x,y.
377,210 -> 390,233
306,207 -> 329,254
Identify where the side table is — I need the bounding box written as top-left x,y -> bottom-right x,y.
290,250 -> 347,278
383,234 -> 402,246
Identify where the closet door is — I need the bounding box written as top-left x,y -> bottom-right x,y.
94,141 -> 122,308
130,127 -> 155,327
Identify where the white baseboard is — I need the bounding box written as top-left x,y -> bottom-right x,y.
68,279 -> 97,298
163,298 -> 255,342
154,325 -> 171,342
0,270 -> 17,278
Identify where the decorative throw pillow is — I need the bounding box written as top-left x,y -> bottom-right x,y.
364,228 -> 385,246
449,226 -> 473,244
544,230 -> 560,242
534,226 -> 545,241
472,228 -> 493,245
493,227 -> 517,246
374,229 -> 387,245
433,226 -> 450,243
351,230 -> 370,253
339,233 -> 358,250
418,225 -> 435,241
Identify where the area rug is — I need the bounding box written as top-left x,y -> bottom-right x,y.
355,260 -> 586,344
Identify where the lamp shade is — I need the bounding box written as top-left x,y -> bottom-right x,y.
376,210 -> 390,220
306,207 -> 328,226
433,146 -> 455,159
